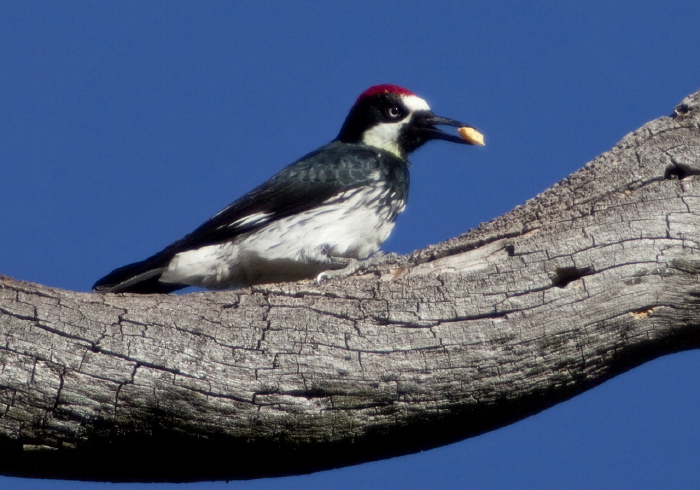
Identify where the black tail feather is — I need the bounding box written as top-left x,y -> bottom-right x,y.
93,257 -> 186,294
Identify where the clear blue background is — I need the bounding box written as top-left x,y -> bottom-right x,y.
2,1 -> 699,488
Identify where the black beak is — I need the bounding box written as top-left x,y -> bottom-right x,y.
414,113 -> 484,146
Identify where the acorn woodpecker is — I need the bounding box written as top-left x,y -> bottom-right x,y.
93,84 -> 484,293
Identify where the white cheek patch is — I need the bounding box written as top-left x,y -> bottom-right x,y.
362,119 -> 408,157
361,95 -> 431,158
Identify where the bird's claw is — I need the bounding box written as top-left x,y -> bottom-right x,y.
315,252 -> 409,285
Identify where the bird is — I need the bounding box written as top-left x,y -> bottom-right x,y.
93,84 -> 484,294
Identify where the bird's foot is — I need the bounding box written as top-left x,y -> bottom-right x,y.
316,252 -> 409,284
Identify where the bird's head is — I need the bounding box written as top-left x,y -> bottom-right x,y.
336,84 -> 484,159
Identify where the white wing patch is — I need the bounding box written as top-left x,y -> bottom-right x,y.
217,212 -> 273,230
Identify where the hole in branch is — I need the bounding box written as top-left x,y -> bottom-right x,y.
551,266 -> 593,288
665,165 -> 686,180
664,163 -> 700,180
673,103 -> 690,116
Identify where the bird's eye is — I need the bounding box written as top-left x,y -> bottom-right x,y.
386,106 -> 401,119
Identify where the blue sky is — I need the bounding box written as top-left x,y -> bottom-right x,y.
2,1 -> 700,488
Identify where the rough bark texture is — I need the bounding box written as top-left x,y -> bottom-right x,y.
1,90 -> 700,482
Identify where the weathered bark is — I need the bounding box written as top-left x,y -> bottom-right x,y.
1,90 -> 699,482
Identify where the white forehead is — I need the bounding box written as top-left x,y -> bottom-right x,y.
402,94 -> 431,112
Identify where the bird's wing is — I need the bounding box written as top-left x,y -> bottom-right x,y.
161,142 -> 401,255
93,143 -> 405,292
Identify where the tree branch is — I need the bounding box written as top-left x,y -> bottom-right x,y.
1,90 -> 699,482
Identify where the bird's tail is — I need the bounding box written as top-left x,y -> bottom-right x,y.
92,255 -> 186,294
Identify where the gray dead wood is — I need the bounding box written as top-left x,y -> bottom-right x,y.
1,90 -> 699,482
